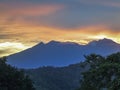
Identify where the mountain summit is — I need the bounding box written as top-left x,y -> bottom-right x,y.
88,38 -> 118,46
8,38 -> 120,68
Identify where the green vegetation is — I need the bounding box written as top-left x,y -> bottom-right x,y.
2,52 -> 120,90
25,52 -> 120,90
25,63 -> 86,90
0,57 -> 35,90
78,52 -> 120,90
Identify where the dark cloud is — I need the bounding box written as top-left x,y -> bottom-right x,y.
0,49 -> 12,56
0,34 -> 10,39
0,0 -> 120,29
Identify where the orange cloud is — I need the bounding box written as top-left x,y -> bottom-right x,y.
0,3 -> 64,18
1,22 -> 120,45
1,22 -> 120,57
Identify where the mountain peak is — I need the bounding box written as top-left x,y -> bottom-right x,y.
39,42 -> 45,45
99,38 -> 115,43
88,38 -> 118,46
47,40 -> 61,45
8,38 -> 120,68
46,40 -> 80,46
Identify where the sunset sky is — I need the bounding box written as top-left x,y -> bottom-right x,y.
0,0 -> 120,56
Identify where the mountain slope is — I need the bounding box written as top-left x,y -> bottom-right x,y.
8,38 -> 120,68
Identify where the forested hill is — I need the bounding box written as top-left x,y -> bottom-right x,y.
25,52 -> 120,90
25,62 -> 88,90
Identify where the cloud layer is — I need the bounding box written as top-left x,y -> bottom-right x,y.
0,0 -> 120,56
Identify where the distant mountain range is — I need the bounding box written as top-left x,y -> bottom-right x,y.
7,38 -> 120,68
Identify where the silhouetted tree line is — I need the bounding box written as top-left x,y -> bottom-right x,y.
0,57 -> 35,90
25,63 -> 85,90
77,52 -> 120,90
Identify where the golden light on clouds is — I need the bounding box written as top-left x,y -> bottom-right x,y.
0,23 -> 120,57
0,0 -> 120,57
1,23 -> 120,44
0,42 -> 28,57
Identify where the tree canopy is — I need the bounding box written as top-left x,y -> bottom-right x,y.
78,52 -> 120,90
0,57 -> 35,90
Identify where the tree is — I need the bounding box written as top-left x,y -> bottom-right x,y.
77,53 -> 120,90
0,57 -> 35,90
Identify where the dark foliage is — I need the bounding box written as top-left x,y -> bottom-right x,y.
0,57 -> 35,90
78,52 -> 120,90
25,62 -> 88,90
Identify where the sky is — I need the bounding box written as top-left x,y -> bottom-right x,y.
0,0 -> 120,56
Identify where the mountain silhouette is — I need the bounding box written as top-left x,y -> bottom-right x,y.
8,38 -> 120,68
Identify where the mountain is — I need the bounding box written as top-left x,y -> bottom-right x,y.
7,38 -> 120,68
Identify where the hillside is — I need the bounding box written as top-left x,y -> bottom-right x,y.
25,62 -> 88,90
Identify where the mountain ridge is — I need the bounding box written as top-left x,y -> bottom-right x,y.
88,38 -> 118,46
7,38 -> 120,68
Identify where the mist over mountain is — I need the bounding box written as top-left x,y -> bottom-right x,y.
7,38 -> 120,68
